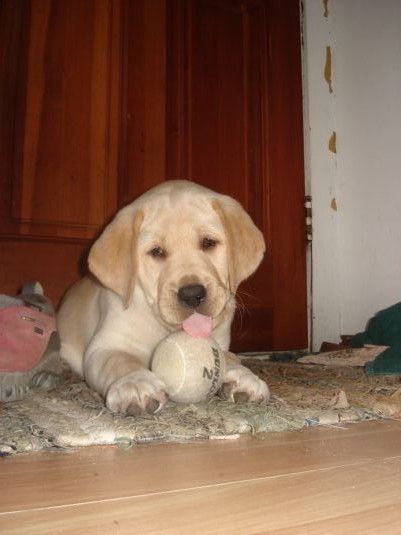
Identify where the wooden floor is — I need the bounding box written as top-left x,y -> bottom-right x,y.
2,420 -> 401,534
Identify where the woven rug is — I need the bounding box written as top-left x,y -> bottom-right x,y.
1,351 -> 401,455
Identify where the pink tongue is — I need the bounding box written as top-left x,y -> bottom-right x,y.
182,312 -> 213,339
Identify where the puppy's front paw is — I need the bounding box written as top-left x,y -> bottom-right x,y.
219,365 -> 270,404
106,370 -> 168,416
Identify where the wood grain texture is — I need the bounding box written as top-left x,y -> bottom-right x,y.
166,0 -> 307,351
266,0 -> 308,349
3,460 -> 401,534
6,0 -> 121,239
0,0 -> 27,225
0,0 -> 122,303
1,421 -> 401,533
119,0 -> 166,205
0,238 -> 88,303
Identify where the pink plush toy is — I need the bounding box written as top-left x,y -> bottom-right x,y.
151,313 -> 225,403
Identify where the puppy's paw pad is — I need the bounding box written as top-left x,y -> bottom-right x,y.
219,381 -> 237,401
106,370 -> 168,415
233,391 -> 251,403
219,365 -> 270,404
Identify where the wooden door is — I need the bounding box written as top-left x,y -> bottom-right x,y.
0,0 -> 307,351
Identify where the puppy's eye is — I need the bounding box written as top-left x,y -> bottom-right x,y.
148,246 -> 166,259
201,237 -> 218,251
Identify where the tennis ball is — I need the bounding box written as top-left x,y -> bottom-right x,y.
151,331 -> 225,403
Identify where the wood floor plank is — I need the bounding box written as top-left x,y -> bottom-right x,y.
1,420 -> 401,513
2,457 -> 401,534
276,505 -> 401,535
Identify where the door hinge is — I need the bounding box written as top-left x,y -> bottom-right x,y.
304,195 -> 312,242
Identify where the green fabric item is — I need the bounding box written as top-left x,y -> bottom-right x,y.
351,302 -> 401,375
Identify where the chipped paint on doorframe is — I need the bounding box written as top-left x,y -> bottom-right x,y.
329,131 -> 337,153
324,46 -> 333,93
323,0 -> 329,18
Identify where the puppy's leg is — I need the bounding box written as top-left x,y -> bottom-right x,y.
219,352 -> 270,404
84,349 -> 168,415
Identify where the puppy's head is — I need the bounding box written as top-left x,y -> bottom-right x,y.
88,180 -> 265,330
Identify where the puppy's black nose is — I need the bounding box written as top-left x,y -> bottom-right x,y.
177,284 -> 207,308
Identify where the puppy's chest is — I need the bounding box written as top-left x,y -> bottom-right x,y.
102,309 -> 168,361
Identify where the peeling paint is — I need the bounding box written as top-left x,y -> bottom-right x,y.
323,0 -> 329,18
329,131 -> 337,153
330,198 -> 338,211
324,46 -> 333,93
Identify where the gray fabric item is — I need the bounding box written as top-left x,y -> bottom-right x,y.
0,281 -> 53,315
0,295 -> 21,309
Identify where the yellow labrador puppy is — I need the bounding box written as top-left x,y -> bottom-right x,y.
58,180 -> 269,415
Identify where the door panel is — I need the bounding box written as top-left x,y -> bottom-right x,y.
1,0 -> 121,241
265,1 -> 308,350
119,0 -> 167,204
166,0 -> 307,351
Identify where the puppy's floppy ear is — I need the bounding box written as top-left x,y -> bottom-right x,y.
212,198 -> 265,293
88,208 -> 144,307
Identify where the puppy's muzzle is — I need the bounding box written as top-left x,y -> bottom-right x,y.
177,284 -> 207,309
